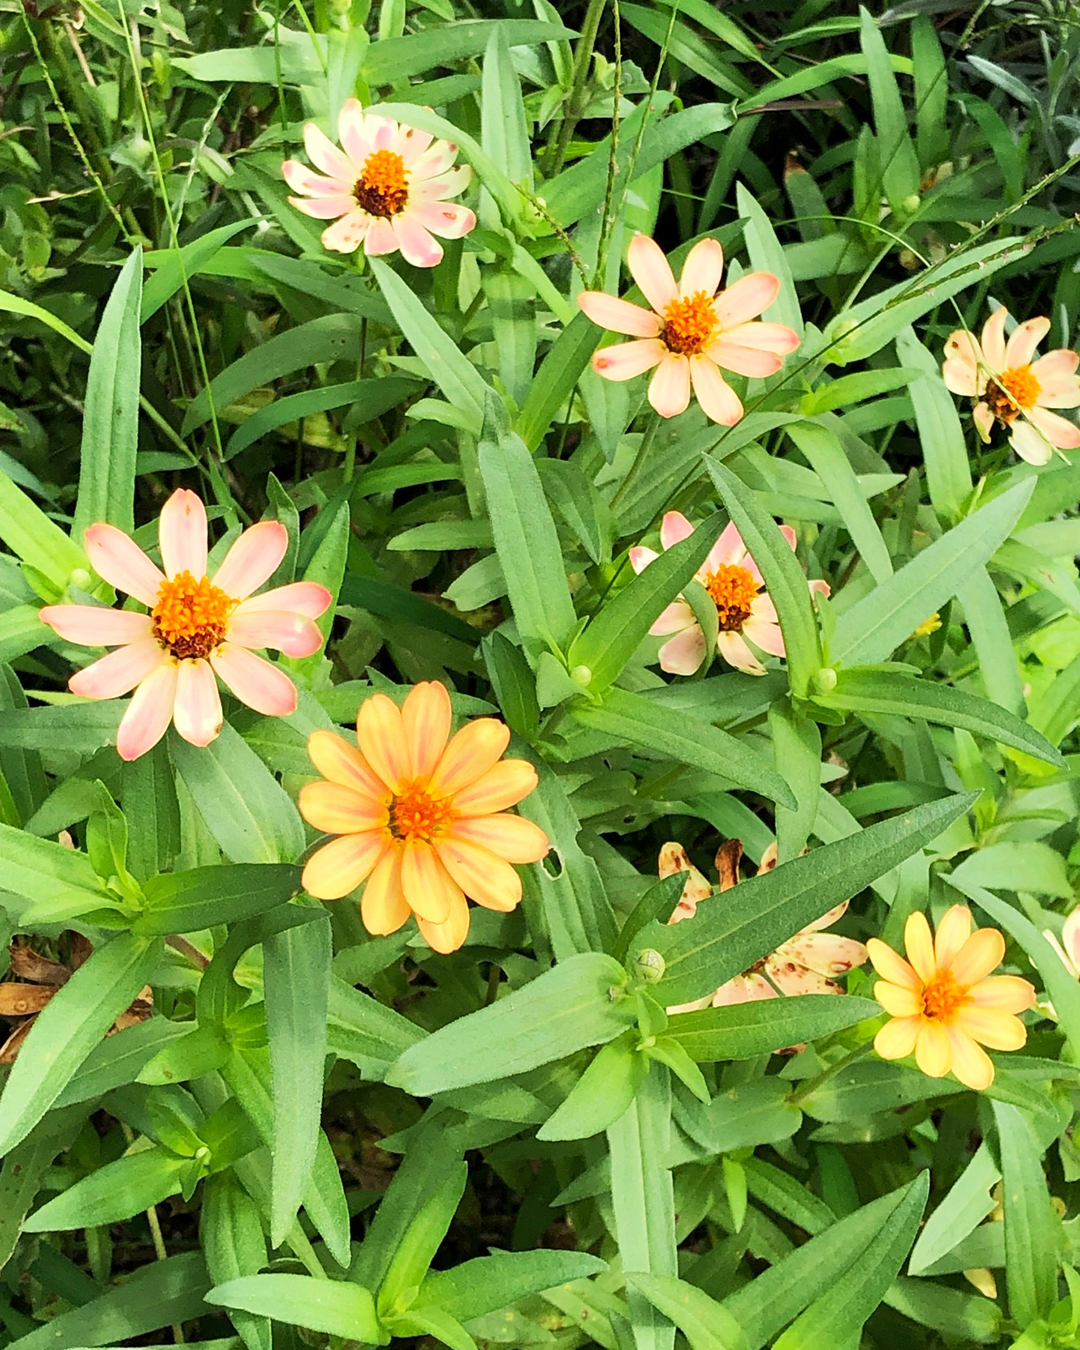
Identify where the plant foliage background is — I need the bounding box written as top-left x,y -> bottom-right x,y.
2,0 -> 1080,1346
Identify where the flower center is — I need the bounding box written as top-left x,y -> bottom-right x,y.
389,782 -> 455,843
661,291 -> 717,356
921,970 -> 968,1022
151,571 -> 234,660
984,365 -> 1041,423
354,149 -> 409,218
704,563 -> 758,632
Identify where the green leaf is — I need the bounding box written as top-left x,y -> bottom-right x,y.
831,479 -> 1034,667
415,1251 -> 607,1323
894,327 -> 970,523
24,1146 -> 188,1232
537,1037 -> 646,1140
572,686 -> 797,811
208,1275 -> 380,1343
142,220 -> 258,321
0,470 -> 86,589
769,701 -> 821,862
993,1101 -> 1059,1327
363,19 -> 572,84
951,842 -> 1072,898
641,792 -> 975,1008
858,6 -> 920,211
134,863 -> 299,935
568,513 -> 723,694
378,1162 -> 467,1317
326,975 -> 424,1078
385,953 -> 636,1095
0,819 -> 114,916
0,932 -> 161,1157
908,1143 -> 1000,1276
667,996 -> 881,1061
517,310 -> 598,452
627,1273 -> 749,1350
225,378 -> 417,462
703,457 -> 821,697
201,1174 -> 271,1350
735,184 -> 802,337
613,875 -> 686,966
265,912 -> 332,1248
388,1307 -> 476,1350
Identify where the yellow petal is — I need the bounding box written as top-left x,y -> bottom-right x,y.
416,894 -> 471,954
934,905 -> 972,968
302,833 -> 387,900
436,835 -> 522,912
452,759 -> 538,815
950,928 -> 1006,987
307,729 -> 386,801
866,937 -> 921,991
357,693 -> 411,793
298,781 -> 389,835
451,813 -> 550,864
360,847 -> 410,936
914,1019 -> 952,1078
874,1016 -> 921,1060
874,980 -> 923,1017
401,680 -> 452,780
428,719 -> 510,797
904,911 -> 936,984
946,1027 -> 995,1090
969,974 -> 1036,1012
400,837 -> 459,923
955,1006 -> 1027,1051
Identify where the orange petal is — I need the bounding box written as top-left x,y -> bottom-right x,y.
436,835 -> 522,912
955,1007 -> 1027,1051
400,838 -> 459,923
934,905 -> 972,969
356,693 -> 411,792
298,781 -> 389,836
950,928 -> 1006,987
904,911 -> 937,984
865,938 -> 920,991
416,894 -> 471,954
452,759 -> 538,815
874,1015 -> 921,1060
360,847 -> 410,936
451,813 -> 550,864
302,833 -> 386,900
429,719 -> 510,797
401,680 -> 453,780
307,729 -> 386,802
969,975 -> 1036,1013
914,1019 -> 952,1078
874,980 -> 923,1017
946,1028 -> 995,1091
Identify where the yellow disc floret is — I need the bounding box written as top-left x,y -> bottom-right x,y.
354,150 -> 409,218
661,291 -> 718,356
704,563 -> 758,632
152,571 -> 235,659
389,782 -> 455,843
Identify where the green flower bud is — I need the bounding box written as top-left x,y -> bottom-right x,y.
634,949 -> 665,983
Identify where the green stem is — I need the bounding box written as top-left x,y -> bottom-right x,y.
547,0 -> 607,178
610,412 -> 662,513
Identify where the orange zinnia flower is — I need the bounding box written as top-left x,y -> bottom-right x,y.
298,682 -> 549,953
867,906 -> 1035,1091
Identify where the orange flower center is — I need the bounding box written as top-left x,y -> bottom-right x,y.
661,291 -> 717,356
354,149 -> 409,218
984,365 -> 1041,423
151,571 -> 234,660
921,970 -> 968,1023
704,563 -> 758,632
390,782 -> 455,843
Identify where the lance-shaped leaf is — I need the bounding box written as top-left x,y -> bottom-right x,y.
666,996 -> 881,1062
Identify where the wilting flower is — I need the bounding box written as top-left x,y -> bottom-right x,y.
629,511 -> 829,676
282,100 -> 476,267
661,839 -> 868,1031
867,906 -> 1036,1090
942,308 -> 1080,465
1,935 -> 152,1063
578,235 -> 799,425
299,681 -> 549,953
40,490 -> 332,761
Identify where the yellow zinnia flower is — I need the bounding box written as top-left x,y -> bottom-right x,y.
298,682 -> 549,953
866,906 -> 1035,1090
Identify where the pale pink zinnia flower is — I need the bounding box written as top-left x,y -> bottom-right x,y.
40,490 -> 332,761
629,511 -> 829,676
942,308 -> 1080,465
282,100 -> 476,267
661,839 -> 869,1034
577,235 -> 799,425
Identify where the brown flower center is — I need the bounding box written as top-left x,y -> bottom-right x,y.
354,149 -> 409,218
152,571 -> 234,659
984,364 -> 1041,424
661,291 -> 717,356
921,970 -> 967,1022
704,563 -> 758,632
390,782 -> 455,843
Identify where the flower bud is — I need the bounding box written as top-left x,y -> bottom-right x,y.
634,949 -> 665,983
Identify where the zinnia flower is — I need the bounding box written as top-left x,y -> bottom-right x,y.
629,511 -> 829,676
661,838 -> 868,1032
298,682 -> 549,954
942,308 -> 1080,465
578,235 -> 799,425
282,100 -> 476,267
867,906 -> 1036,1091
40,490 -> 332,761
1044,904 -> 1080,981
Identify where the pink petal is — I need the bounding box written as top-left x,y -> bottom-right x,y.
942,329 -> 983,396
303,122 -> 355,180
39,606 -> 154,647
337,98 -> 370,167
809,577 -> 830,598
173,658 -> 223,748
281,161 -> 350,196
405,201 -> 476,240
648,355 -> 691,417
706,520 -> 747,571
717,629 -> 765,675
159,489 -> 208,580
364,217 -> 400,256
658,624 -> 707,675
412,166 -> 471,202
210,643 -> 297,716
660,511 -> 694,551
753,594 -> 778,623
780,525 -> 797,551
1028,404 -> 1080,449
410,139 -> 458,178
85,525 -> 165,608
321,212 -> 372,254
743,615 -> 785,658
781,933 -> 868,978
1005,315 -> 1050,368
712,972 -> 775,1006
578,292 -> 663,338
714,272 -> 780,329
705,341 -> 781,379
1030,348 -> 1079,382
398,124 -> 435,168
765,960 -> 839,997
942,360 -> 980,397
234,581 -> 332,619
973,401 -> 994,443
1062,906 -> 1080,970
629,545 -> 659,575
1035,377 -> 1080,410
801,899 -> 849,934
212,521 -> 288,599
227,610 -> 324,657
980,307 -> 1008,370
368,117 -> 396,152
627,234 -> 678,314
116,661 -> 179,762
650,600 -> 695,636
69,639 -> 170,699
289,194 -> 359,221
678,237 -> 724,299
689,354 -> 744,424
593,338 -> 666,382
724,321 -> 800,355
391,214 -> 442,268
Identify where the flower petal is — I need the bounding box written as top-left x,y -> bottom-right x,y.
303,121 -> 355,180
211,522 -> 289,599
1031,348 -> 1080,382
764,961 -> 839,997
209,644 -> 297,716
974,401 -> 995,443
934,905 -> 972,969
307,729 -> 387,802
410,138 -> 459,178
173,658 -> 223,748
712,972 -> 776,1006
235,581 -> 332,619
356,693 -> 411,793
678,237 -> 724,299
950,928 -> 1005,987
405,200 -> 476,240
1028,405 -> 1080,450
69,639 -> 170,700
707,520 -> 747,571
227,610 -> 323,657
303,832 -> 386,900
658,624 -> 708,676
1062,905 -> 1080,970
705,339 -> 782,380
578,291 -> 663,338
436,834 -> 522,911
282,160 -> 349,196
980,307 -> 1008,370
714,272 -> 780,329
416,894 -> 471,954
942,329 -> 982,395
593,338 -> 667,381
360,846 -> 410,936
874,1015 -> 921,1060
401,680 -> 452,780
412,165 -> 471,201
337,98 -> 370,168
914,1018 -> 952,1077
866,937 -> 920,990
629,546 -> 659,574
717,628 -> 765,675
903,911 -> 937,984
650,600 -> 695,636
627,234 -> 678,313
321,211 -> 372,254
945,1027 -> 994,1090
451,813 -> 549,864
115,661 -> 178,761
1035,377 -> 1080,410
40,606 -> 153,647
724,321 -> 801,354
742,615 -> 786,658
1008,418 -> 1055,465
648,355 -> 691,417
689,354 -> 744,424
969,974 -> 1036,1012
660,511 -> 695,551
429,719 -> 511,797
453,759 -> 538,815
85,525 -> 165,608
288,194 -> 358,221
786,933 -> 868,977
401,838 -> 457,922
956,1006 -> 1027,1051
398,124 -> 435,168
1005,315 -> 1050,368
874,980 -> 923,1016
364,216 -> 400,256
392,213 -> 443,268
298,780 -> 389,835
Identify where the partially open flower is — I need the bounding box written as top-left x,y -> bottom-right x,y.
299,682 -> 549,953
40,490 -> 332,761
942,308 -> 1080,465
867,906 -> 1036,1090
629,511 -> 829,676
578,235 -> 799,425
283,100 -> 476,267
